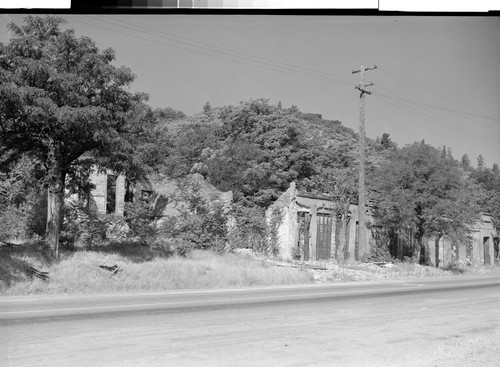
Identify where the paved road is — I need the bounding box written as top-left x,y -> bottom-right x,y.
1,275 -> 500,366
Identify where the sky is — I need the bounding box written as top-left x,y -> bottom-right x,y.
1,14 -> 499,167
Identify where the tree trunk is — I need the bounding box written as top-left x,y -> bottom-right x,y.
337,218 -> 345,266
336,203 -> 351,266
434,234 -> 443,268
46,172 -> 66,258
418,234 -> 432,266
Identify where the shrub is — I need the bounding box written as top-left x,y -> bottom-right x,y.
124,198 -> 160,245
160,179 -> 230,252
266,207 -> 283,256
0,205 -> 27,241
227,204 -> 267,252
443,259 -> 470,274
61,203 -> 110,250
367,229 -> 393,263
24,191 -> 47,239
151,238 -> 194,258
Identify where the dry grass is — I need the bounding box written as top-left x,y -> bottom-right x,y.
2,243 -> 499,295
0,248 -> 314,295
300,260 -> 500,283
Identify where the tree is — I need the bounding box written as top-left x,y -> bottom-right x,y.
492,163 -> 499,176
0,16 -> 146,256
461,154 -> 471,171
446,147 -> 453,159
477,154 -> 485,171
380,133 -> 396,150
200,99 -> 309,207
472,163 -> 500,233
369,141 -> 481,265
202,101 -> 212,114
152,107 -> 185,122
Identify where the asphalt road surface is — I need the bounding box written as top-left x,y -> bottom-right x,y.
1,275 -> 499,366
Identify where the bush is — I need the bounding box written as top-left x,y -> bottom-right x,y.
25,191 -> 47,239
151,238 -> 194,258
159,179 -> 230,252
443,259 -> 470,274
124,198 -> 160,245
0,190 -> 47,242
266,207 -> 283,256
0,205 -> 28,241
227,204 -> 267,252
366,242 -> 393,263
61,203 -> 110,250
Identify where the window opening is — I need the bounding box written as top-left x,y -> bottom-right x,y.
106,174 -> 117,214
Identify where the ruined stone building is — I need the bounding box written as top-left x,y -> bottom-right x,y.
429,213 -> 499,267
88,169 -> 126,216
268,182 -> 499,266
87,169 -> 232,220
88,170 -> 498,267
266,182 -> 376,262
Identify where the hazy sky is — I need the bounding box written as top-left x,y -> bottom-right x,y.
1,14 -> 499,167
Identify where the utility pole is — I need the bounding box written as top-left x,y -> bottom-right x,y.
352,65 -> 376,261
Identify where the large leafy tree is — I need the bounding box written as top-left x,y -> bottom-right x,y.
213,99 -> 309,207
472,163 -> 500,233
0,16 -> 146,256
369,141 -> 481,264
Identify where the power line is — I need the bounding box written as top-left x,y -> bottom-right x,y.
374,87 -> 497,140
69,17 -> 498,150
374,92 -> 489,142
242,16 -> 495,122
77,16 -> 353,89
234,16 -> 358,80
373,91 -> 498,146
375,83 -> 499,122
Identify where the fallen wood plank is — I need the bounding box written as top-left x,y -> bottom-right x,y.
27,266 -> 49,281
99,264 -> 120,274
0,239 -> 22,248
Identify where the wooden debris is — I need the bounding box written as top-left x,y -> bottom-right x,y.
99,264 -> 120,274
0,239 -> 22,248
266,260 -> 328,271
307,265 -> 328,270
27,266 -> 49,281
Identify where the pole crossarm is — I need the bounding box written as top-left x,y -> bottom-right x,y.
352,65 -> 377,74
355,84 -> 373,95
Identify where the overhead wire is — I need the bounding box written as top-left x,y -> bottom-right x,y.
241,15 -> 496,125
223,16 -> 357,82
372,90 -> 498,146
374,81 -> 499,122
70,16 -> 498,149
74,16 -> 353,89
373,83 -> 497,136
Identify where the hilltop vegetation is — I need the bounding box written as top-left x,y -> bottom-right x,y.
1,16 -> 499,270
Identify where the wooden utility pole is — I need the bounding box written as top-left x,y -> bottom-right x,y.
352,65 -> 376,261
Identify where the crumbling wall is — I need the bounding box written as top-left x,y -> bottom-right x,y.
88,168 -> 125,216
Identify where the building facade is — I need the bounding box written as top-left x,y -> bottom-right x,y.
269,182 -> 499,266
88,169 -> 126,216
266,182 -> 375,262
88,170 -> 232,220
429,213 -> 499,267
